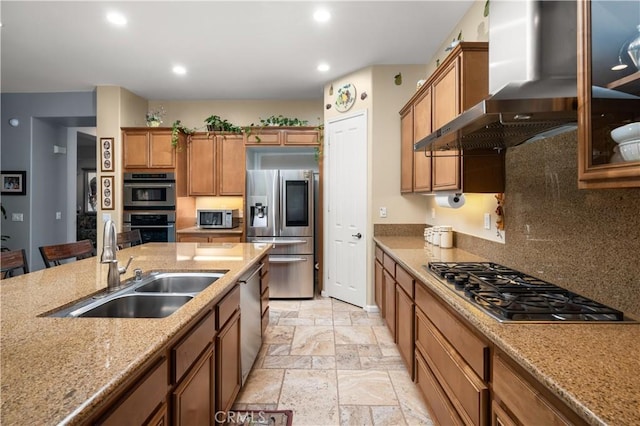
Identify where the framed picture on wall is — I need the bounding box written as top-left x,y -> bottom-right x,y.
100,137 -> 114,172
1,171 -> 26,195
101,176 -> 114,210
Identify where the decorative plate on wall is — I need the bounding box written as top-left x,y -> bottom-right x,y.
335,83 -> 356,112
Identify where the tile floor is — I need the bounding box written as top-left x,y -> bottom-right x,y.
232,297 -> 434,425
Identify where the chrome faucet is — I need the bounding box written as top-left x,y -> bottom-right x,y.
101,219 -> 133,291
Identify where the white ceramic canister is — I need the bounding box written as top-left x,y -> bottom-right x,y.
440,225 -> 453,248
432,226 -> 441,246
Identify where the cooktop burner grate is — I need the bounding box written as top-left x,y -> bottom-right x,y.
425,262 -> 626,322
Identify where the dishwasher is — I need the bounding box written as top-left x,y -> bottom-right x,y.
238,263 -> 263,385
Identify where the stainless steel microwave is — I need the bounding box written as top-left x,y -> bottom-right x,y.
197,209 -> 240,229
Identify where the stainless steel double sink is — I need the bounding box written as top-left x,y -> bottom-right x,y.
48,271 -> 228,319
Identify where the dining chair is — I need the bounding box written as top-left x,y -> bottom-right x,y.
117,229 -> 143,249
39,239 -> 95,268
1,248 -> 29,279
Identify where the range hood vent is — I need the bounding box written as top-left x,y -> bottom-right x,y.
416,0 -> 581,152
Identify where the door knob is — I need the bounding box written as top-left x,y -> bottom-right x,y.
352,233 -> 362,239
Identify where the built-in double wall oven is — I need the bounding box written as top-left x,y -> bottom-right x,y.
123,172 -> 176,243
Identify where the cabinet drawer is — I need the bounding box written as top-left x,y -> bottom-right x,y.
415,349 -> 464,426
217,284 -> 240,330
396,265 -> 414,298
283,130 -> 318,145
100,357 -> 168,426
417,309 -> 489,426
375,245 -> 383,262
415,283 -> 488,379
493,354 -> 572,426
173,310 -> 215,384
382,253 -> 396,277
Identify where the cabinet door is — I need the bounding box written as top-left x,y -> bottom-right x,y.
177,234 -> 210,243
173,345 -> 215,426
432,60 -> 461,190
189,135 -> 216,195
283,129 -> 319,145
578,0 -> 640,188
400,107 -> 414,193
383,270 -> 396,340
413,87 -> 433,192
217,135 -> 245,195
123,131 -> 150,169
374,259 -> 384,314
149,131 -> 175,168
216,311 -> 241,413
396,285 -> 414,378
245,129 -> 280,145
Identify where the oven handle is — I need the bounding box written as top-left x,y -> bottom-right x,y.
125,224 -> 175,229
268,257 -> 308,263
252,239 -> 307,245
124,182 -> 175,188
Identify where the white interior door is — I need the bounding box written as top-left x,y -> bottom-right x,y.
324,111 -> 367,307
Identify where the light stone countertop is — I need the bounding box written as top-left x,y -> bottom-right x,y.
374,236 -> 640,426
0,242 -> 271,425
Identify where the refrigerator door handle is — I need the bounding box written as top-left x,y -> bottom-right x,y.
269,256 -> 308,263
252,239 -> 307,245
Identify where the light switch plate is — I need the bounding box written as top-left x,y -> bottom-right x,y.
103,213 -> 111,222
431,208 -> 436,219
55,212 -> 62,220
484,213 -> 491,230
379,207 -> 387,218
11,213 -> 23,222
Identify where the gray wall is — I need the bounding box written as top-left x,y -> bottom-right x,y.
1,92 -> 96,270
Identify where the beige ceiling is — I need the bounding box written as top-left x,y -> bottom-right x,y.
0,1 -> 474,100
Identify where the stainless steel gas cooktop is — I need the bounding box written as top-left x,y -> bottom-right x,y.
426,262 -> 632,323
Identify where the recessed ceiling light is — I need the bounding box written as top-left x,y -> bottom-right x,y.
106,12 -> 127,26
313,9 -> 331,23
173,65 -> 187,75
317,63 -> 330,72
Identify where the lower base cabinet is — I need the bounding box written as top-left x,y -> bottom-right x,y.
216,308 -> 242,413
173,345 -> 215,425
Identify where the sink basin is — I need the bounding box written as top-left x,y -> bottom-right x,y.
45,270 -> 228,318
73,294 -> 193,318
134,272 -> 225,294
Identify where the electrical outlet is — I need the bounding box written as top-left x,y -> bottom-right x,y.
484,213 -> 491,230
379,207 -> 387,218
11,213 -> 23,222
56,211 -> 62,220
431,208 -> 436,219
103,213 -> 111,222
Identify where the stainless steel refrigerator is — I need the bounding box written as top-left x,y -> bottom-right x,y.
246,169 -> 314,298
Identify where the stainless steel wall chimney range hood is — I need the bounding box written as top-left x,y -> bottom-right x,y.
414,0 -> 635,153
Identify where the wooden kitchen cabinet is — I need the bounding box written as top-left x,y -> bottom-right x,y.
216,286 -> 242,413
400,87 -> 432,193
578,0 -> 640,188
382,253 -> 396,340
492,351 -> 586,426
177,233 -> 242,243
374,246 -> 384,315
98,357 -> 169,426
395,283 -> 414,378
399,42 -> 504,194
259,254 -> 270,335
244,127 -> 320,146
173,345 -> 215,426
122,128 -> 177,169
188,133 -> 245,196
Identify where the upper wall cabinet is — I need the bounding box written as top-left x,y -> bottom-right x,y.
244,127 -> 320,146
400,42 -> 505,194
188,133 -> 245,196
578,0 -> 640,188
122,128 -> 177,170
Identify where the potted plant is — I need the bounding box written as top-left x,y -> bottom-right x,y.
245,114 -> 310,142
146,105 -> 166,127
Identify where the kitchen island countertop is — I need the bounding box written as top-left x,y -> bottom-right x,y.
374,236 -> 640,426
0,242 -> 270,425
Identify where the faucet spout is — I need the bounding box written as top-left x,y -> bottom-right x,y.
101,220 -> 132,291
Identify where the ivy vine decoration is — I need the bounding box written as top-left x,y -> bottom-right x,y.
244,115 -> 310,143
171,120 -> 198,150
204,115 -> 243,134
